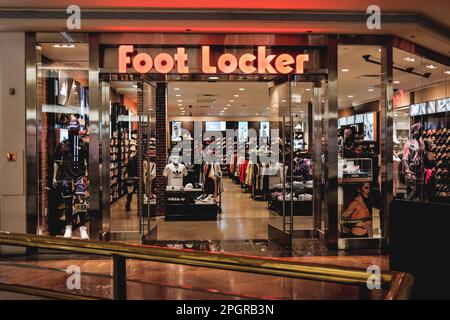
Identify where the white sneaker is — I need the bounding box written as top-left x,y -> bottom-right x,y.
63,225 -> 72,238
79,226 -> 90,240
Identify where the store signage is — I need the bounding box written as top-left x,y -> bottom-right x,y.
118,45 -> 309,75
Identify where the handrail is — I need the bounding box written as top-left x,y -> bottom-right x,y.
0,232 -> 413,300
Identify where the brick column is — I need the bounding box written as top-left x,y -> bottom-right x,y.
155,82 -> 167,215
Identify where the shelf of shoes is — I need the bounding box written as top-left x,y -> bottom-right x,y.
110,131 -> 120,203
423,128 -> 450,199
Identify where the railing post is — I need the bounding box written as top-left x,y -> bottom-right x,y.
113,255 -> 127,300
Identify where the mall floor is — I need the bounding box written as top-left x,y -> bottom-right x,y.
0,254 -> 389,300
110,177 -> 313,242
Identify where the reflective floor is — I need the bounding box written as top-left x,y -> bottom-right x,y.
0,254 -> 389,300
110,177 -> 313,242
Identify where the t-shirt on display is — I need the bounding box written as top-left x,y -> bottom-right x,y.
163,163 -> 188,187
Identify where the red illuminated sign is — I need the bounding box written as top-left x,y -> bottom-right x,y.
119,45 -> 309,74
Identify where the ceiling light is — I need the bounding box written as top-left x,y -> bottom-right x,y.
174,88 -> 180,91
393,80 -> 400,84
368,88 -> 374,92
266,108 -> 270,110
226,104 -> 231,107
348,95 -> 354,98
426,64 -> 437,69
404,57 -> 416,62
239,88 -> 246,91
223,108 -> 228,110
52,44 -> 75,48
305,88 -> 311,91
256,113 -> 259,115
177,100 -> 183,102
176,94 -> 181,97
445,70 -> 450,75
234,94 -> 239,97
178,104 -> 183,107
229,100 -> 235,103
179,107 -> 184,110
341,68 -> 349,72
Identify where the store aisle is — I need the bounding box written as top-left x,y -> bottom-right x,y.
156,177 -> 277,240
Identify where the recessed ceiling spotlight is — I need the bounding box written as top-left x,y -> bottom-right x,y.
178,104 -> 183,107
223,108 -> 228,110
341,68 -> 349,72
234,94 -> 239,97
305,88 -> 311,91
404,57 -> 416,62
179,107 -> 184,110
348,95 -> 354,98
426,64 -> 437,69
226,104 -> 231,107
393,80 -> 400,84
239,88 -> 246,91
176,94 -> 181,97
177,100 -> 183,102
266,108 -> 270,110
229,100 -> 235,103
368,88 -> 375,92
174,88 -> 180,91
445,70 -> 450,75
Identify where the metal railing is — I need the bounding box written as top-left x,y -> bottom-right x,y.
0,232 -> 414,300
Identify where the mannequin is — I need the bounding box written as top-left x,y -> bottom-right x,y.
402,123 -> 425,201
163,157 -> 187,188
52,116 -> 89,239
125,149 -> 138,212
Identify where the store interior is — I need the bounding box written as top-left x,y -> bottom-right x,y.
35,42 -> 449,252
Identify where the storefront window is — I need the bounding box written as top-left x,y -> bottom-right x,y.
392,49 -> 450,203
36,42 -> 90,238
337,45 -> 383,247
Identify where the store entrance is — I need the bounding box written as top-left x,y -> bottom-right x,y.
101,76 -> 156,242
100,73 -> 326,252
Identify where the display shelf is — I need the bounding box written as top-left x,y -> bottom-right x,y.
270,199 -> 313,216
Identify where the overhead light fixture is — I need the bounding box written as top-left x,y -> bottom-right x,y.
426,64 -> 437,69
174,88 -> 180,91
341,68 -> 349,72
266,107 -> 270,110
393,80 -> 400,84
177,100 -> 183,102
176,94 -> 181,97
445,70 -> 450,75
178,104 -> 183,107
223,108 -> 228,110
256,113 -> 259,115
239,88 -> 246,91
226,104 -> 231,107
305,88 -> 311,91
52,44 -> 75,48
234,94 -> 239,97
368,88 -> 375,92
404,57 -> 416,62
229,100 -> 234,103
179,107 -> 184,110
348,95 -> 354,98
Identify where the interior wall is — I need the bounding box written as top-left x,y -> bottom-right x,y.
0,32 -> 26,253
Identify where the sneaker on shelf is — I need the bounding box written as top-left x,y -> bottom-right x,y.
304,193 -> 313,201
202,195 -> 213,202
79,226 -> 90,240
298,194 -> 305,201
185,183 -> 194,190
63,225 -> 72,238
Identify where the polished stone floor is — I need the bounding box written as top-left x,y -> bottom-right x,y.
0,254 -> 389,300
110,177 -> 314,242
